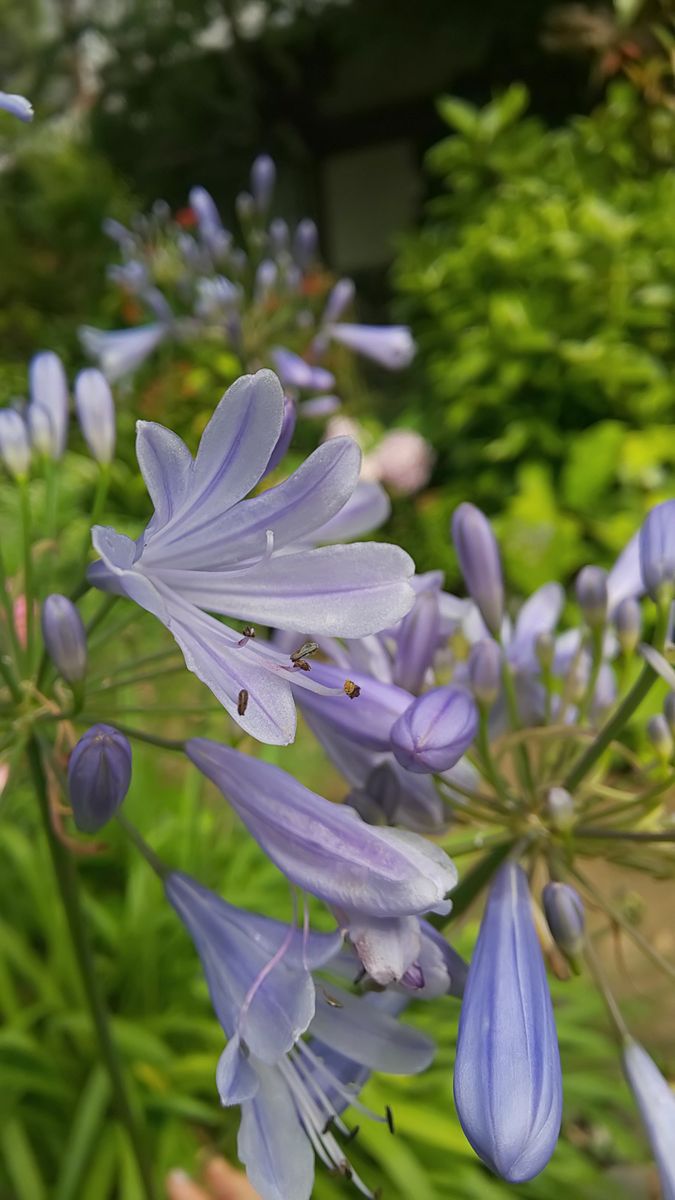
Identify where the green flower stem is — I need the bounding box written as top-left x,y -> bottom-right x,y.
87,646 -> 180,686
78,716 -> 186,752
27,737 -> 158,1200
116,813 -> 168,878
86,662 -> 186,697
563,605 -> 671,794
475,711 -> 513,811
18,480 -> 35,671
499,655 -> 535,800
576,826 -> 675,843
85,594 -> 119,639
583,936 -> 629,1043
90,465 -> 111,532
0,541 -> 23,673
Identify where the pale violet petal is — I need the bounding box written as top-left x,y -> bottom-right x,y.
135,421 -> 193,533
311,480 -> 391,543
238,1065 -> 314,1200
347,914 -> 421,985
216,1038 -> 260,1105
607,529 -> 644,612
311,985 -> 435,1074
0,92 -> 34,122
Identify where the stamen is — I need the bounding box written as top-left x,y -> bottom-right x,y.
385,1105 -> 395,1135
237,689 -> 249,716
296,1040 -> 387,1125
344,679 -> 361,699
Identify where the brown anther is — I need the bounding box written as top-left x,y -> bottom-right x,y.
242,626 -> 256,638
290,640 -> 319,663
321,987 -> 343,1008
385,1105 -> 395,1135
344,679 -> 360,699
292,659 -> 311,672
237,689 -> 249,716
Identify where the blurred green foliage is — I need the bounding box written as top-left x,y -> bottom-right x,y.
394,82 -> 675,589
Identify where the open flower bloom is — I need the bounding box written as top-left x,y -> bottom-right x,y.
88,370 -> 414,744
185,737 -> 457,982
168,870 -> 435,1200
453,862 -> 562,1183
80,322 -> 170,382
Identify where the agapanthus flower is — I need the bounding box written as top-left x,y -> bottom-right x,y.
185,737 -> 457,982
622,1039 -> 675,1200
167,870 -> 435,1200
326,323 -> 415,370
0,410 -> 31,479
75,369 -> 116,465
453,862 -> 562,1182
271,347 -> 335,392
0,92 -> 33,121
80,323 -> 170,382
29,351 -> 69,459
88,369 -> 414,743
639,498 -> 675,600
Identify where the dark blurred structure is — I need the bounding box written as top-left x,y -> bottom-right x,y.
80,0 -> 594,287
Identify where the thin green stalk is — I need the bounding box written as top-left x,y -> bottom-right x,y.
572,864 -> 675,983
87,646 -> 179,686
583,936 -> 629,1043
0,653 -> 21,704
564,605 -> 671,793
18,481 -> 35,672
0,541 -> 23,670
78,716 -> 185,752
90,466 -> 111,532
44,456 -> 58,545
576,826 -> 675,843
116,813 -> 168,878
27,737 -> 157,1200
85,594 -> 119,639
86,662 -> 186,696
475,711 -> 513,810
499,655 -> 535,800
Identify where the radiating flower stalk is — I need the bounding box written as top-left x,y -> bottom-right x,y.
1,355 -> 675,1193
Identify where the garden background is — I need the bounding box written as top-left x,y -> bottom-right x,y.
0,0 -> 674,1197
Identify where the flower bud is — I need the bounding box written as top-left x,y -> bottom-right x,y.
0,410 -> 31,478
454,862 -> 562,1182
451,503 -> 504,637
254,258 -> 277,301
268,217 -> 289,253
393,589 -> 441,695
542,882 -> 585,959
29,351 -> 68,459
639,499 -> 675,602
235,191 -> 255,226
27,404 -> 55,457
467,639 -> 502,707
322,278 -> 355,325
68,724 -> 132,832
576,565 -> 608,628
390,685 -> 478,775
41,594 -> 87,684
622,1039 -> 675,1200
613,596 -> 641,656
327,322 -> 415,370
535,631 -> 555,670
293,218 -> 318,269
545,786 -> 575,831
647,714 -> 674,763
250,154 -> 276,212
74,369 -> 116,465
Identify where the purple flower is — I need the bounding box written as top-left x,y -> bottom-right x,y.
292,218 -> 318,269
393,587 -> 441,694
88,370 -> 414,744
185,737 -> 456,922
168,870 -> 434,1200
29,351 -> 69,459
613,596 -> 642,655
576,565 -> 608,628
451,503 -> 504,638
327,323 -> 415,370
250,154 -> 276,212
67,724 -> 131,833
189,185 -> 229,255
607,529 -> 644,611
41,594 -> 87,684
390,686 -> 479,775
271,347 -> 335,392
263,393 -> 296,476
542,882 -> 585,959
79,323 -> 170,382
0,92 -> 33,122
639,499 -> 675,600
321,279 -> 355,325
454,862 -> 562,1182
467,639 -> 502,707
297,393 -> 341,418
75,369 -> 116,465
622,1039 -> 675,1200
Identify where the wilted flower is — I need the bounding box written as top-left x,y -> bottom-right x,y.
67,724 -> 132,832
41,594 -> 87,684
451,503 -> 504,638
390,686 -> 479,775
75,369 -> 116,465
454,862 -> 562,1182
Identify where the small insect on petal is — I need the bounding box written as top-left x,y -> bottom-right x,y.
243,626 -> 256,638
238,689 -> 249,716
344,679 -> 361,699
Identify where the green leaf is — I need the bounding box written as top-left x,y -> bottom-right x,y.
54,1065 -> 111,1200
0,1119 -> 47,1200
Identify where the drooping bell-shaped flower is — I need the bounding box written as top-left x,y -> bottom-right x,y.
75,369 -> 116,465
326,322 -> 415,370
41,594 -> 87,684
271,347 -> 335,392
622,1039 -> 675,1200
0,92 -> 33,121
67,724 -> 132,832
29,351 -> 69,459
454,862 -> 562,1183
452,503 -> 504,638
185,737 -> 457,923
542,882 -> 585,960
390,686 -> 479,775
639,499 -> 675,601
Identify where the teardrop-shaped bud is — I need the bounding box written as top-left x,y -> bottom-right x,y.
542,882 -> 585,959
67,724 -> 131,832
390,686 -> 478,775
467,638 -> 502,707
454,862 -> 562,1182
576,565 -> 608,629
41,594 -> 87,684
639,499 -> 675,602
613,596 -> 641,655
451,503 -> 504,637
